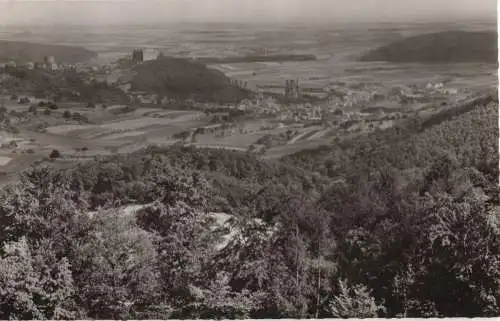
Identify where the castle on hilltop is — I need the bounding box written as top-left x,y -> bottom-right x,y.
132,48 -> 164,64
132,48 -> 144,65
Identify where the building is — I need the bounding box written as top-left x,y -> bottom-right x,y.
132,48 -> 144,65
285,79 -> 301,99
44,55 -> 56,66
143,48 -> 159,61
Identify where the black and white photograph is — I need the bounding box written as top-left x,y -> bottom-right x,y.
0,0 -> 498,319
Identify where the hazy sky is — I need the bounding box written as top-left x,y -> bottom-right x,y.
0,0 -> 496,25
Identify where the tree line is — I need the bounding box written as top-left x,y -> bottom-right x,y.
0,101 -> 498,319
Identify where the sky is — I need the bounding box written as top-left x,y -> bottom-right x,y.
0,0 -> 496,25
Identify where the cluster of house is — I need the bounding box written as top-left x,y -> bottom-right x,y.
2,47 -> 164,76
323,82 -> 461,110
425,82 -> 459,95
232,96 -> 325,122
0,55 -> 86,73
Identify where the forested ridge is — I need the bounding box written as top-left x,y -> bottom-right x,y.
359,31 -> 497,63
131,58 -> 251,103
0,40 -> 97,64
0,99 -> 498,319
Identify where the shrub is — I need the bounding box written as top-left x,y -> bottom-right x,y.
72,112 -> 89,123
49,149 -> 61,159
48,102 -> 59,110
328,280 -> 381,318
63,111 -> 71,119
18,97 -> 30,104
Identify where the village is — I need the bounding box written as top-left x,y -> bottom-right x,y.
0,44 -> 480,178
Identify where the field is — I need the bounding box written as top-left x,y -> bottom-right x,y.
0,12 -> 499,320
210,61 -> 496,93
0,105 -> 206,183
0,21 -> 495,183
0,95 -> 366,182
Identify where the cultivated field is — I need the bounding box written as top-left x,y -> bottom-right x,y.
0,21 -> 495,183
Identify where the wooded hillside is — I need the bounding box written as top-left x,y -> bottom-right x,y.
0,40 -> 97,64
359,31 -> 497,63
0,98 -> 498,319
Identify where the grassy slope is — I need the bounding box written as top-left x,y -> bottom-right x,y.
0,40 -> 97,64
359,31 -> 497,63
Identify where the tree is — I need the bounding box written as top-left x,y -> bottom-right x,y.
71,211 -> 160,319
136,201 -> 216,312
407,194 -> 500,317
0,166 -> 91,253
0,237 -> 77,320
63,110 -> 71,119
0,237 -> 44,319
173,272 -> 263,319
49,149 -> 61,159
328,279 -> 381,318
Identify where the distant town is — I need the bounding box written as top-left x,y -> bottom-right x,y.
0,27 -> 495,183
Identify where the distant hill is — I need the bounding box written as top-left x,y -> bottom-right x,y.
4,66 -> 129,104
359,31 -> 497,63
0,40 -> 97,64
130,57 -> 251,103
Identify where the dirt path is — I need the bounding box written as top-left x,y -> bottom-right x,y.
287,130 -> 315,145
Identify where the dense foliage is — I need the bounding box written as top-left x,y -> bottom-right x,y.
3,67 -> 129,104
284,99 -> 498,180
0,101 -> 498,319
359,31 -> 497,63
130,58 -> 252,103
0,40 -> 96,64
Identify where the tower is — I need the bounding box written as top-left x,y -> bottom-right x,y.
132,48 -> 144,65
